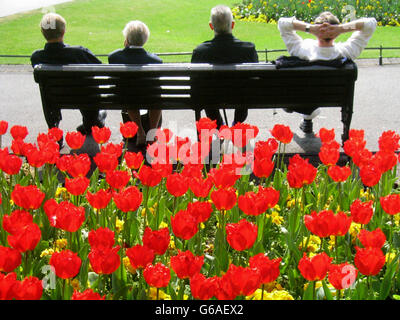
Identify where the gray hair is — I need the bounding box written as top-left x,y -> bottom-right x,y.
122,20 -> 150,46
315,11 -> 340,25
210,5 -> 233,34
40,13 -> 66,41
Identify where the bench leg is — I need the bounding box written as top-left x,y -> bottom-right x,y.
341,106 -> 353,145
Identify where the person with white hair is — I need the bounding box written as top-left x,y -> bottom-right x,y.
108,20 -> 162,149
278,12 -> 377,133
191,5 -> 259,128
31,13 -> 107,138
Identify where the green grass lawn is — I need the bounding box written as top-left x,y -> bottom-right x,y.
1,0 -> 400,64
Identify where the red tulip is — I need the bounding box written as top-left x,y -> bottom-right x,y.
66,153 -> 91,178
48,127 -> 63,142
89,246 -> 121,275
11,184 -> 45,210
378,130 -> 400,153
2,210 -> 33,235
1,154 -> 22,175
317,128 -> 335,143
304,210 -> 352,238
208,167 -> 240,189
226,219 -> 258,251
287,154 -> 317,188
249,253 -> 282,284
45,201 -> 86,232
196,117 -> 217,134
359,163 -> 382,187
352,148 -> 373,168
86,189 -> 112,210
71,288 -> 106,300
187,201 -> 213,224
0,246 -> 21,273
344,135 -> 366,159
190,273 -> 218,300
270,124 -> 293,144
126,244 -> 154,269
106,170 -> 131,190
155,128 -> 173,144
372,151 -> 398,173
358,228 -> 386,249
124,151 -> 144,169
10,125 -> 28,140
50,249 -> 82,279
88,227 -> 115,250
151,162 -> 173,178
380,193 -> 400,215
0,272 -> 18,300
350,199 -> 374,225
92,126 -> 111,145
0,121 -> 8,135
170,250 -> 204,279
113,186 -> 143,213
328,263 -> 358,290
142,227 -> 170,256
101,142 -> 124,158
143,262 -> 171,288
254,139 -> 278,160
93,151 -> 119,173
56,154 -> 73,172
238,191 -> 268,216
166,173 -> 189,197
7,223 -> 41,252
65,176 -> 90,196
138,165 -> 163,187
14,276 -> 43,300
223,264 -> 261,298
354,247 -> 385,276
327,165 -> 351,182
26,147 -> 46,169
189,176 -> 213,198
252,157 -> 275,179
220,123 -> 259,148
65,131 -> 85,149
298,252 -> 332,281
210,187 -> 237,211
120,121 -> 138,139
171,209 -> 199,240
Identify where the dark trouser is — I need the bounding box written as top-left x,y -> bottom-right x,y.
44,107 -> 103,130
204,107 -> 248,128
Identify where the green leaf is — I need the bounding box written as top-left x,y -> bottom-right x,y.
380,260 -> 398,300
303,281 -> 315,300
322,280 -> 334,300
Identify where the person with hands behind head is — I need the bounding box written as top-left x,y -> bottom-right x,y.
278,12 -> 377,133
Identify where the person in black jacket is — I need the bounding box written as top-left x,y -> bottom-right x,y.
191,5 -> 258,128
108,21 -> 162,148
31,13 -> 107,135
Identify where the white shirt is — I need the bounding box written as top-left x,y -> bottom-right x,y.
278,17 -> 377,61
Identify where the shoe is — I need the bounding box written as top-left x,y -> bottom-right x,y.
299,119 -> 313,134
283,108 -> 293,113
303,108 -> 321,120
57,137 -> 64,150
76,124 -> 87,135
77,111 -> 108,134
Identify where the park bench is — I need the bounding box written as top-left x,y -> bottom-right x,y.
33,62 -> 358,144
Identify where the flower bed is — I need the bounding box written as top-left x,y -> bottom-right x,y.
232,0 -> 400,26
0,118 -> 400,300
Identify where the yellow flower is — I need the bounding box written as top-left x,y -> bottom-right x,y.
55,187 -> 70,201
349,222 -> 362,243
71,279 -> 80,291
299,235 -> 321,253
267,211 -> 284,225
147,287 -> 171,300
247,288 -> 294,300
386,252 -> 397,264
55,238 -> 68,251
123,257 -> 136,274
40,248 -> 55,258
168,239 -> 176,250
159,221 -> 169,229
116,218 -> 124,233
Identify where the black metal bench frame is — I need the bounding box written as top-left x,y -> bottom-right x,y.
33,62 -> 358,144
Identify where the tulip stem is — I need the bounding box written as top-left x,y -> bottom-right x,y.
312,281 -> 316,300
261,284 -> 265,300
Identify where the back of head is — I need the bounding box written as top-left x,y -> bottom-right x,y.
210,5 -> 233,34
314,11 -> 340,25
40,13 -> 66,41
314,11 -> 340,42
123,20 -> 150,47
